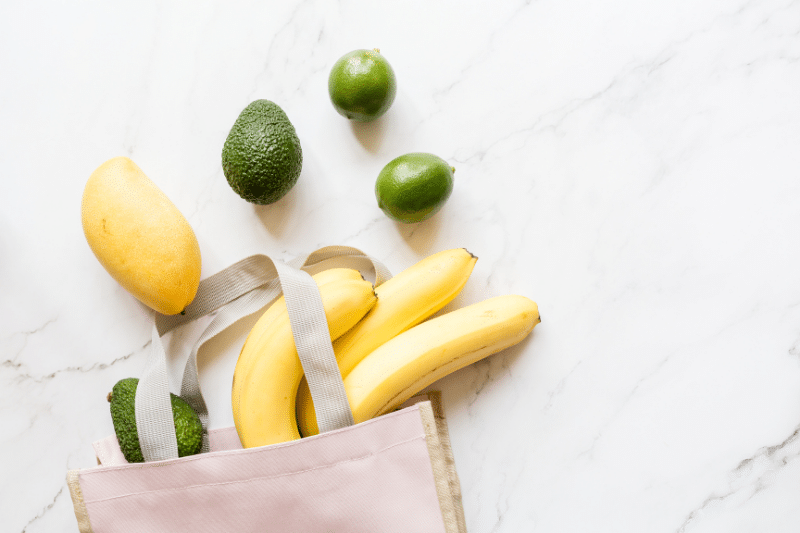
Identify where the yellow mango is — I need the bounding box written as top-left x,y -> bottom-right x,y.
81,157 -> 202,315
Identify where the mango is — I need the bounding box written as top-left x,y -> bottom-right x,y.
81,157 -> 201,315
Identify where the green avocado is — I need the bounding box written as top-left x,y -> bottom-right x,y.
108,377 -> 203,463
221,99 -> 303,205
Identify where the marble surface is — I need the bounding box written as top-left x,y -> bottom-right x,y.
2,0 -> 800,531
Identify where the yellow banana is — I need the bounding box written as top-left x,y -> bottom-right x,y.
343,294 -> 540,424
243,267 -> 364,349
230,268 -> 363,423
233,275 -> 377,448
296,248 -> 478,436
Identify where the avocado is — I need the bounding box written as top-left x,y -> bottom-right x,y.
221,99 -> 303,205
108,377 -> 203,463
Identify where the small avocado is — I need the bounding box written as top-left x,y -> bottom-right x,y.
108,377 -> 203,463
221,99 -> 303,205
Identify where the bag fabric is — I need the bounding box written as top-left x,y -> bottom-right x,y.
66,247 -> 467,532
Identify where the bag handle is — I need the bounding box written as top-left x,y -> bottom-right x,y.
134,246 -> 391,462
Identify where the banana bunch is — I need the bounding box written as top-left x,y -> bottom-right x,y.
295,247 -> 478,436
232,269 -> 377,447
232,248 -> 540,448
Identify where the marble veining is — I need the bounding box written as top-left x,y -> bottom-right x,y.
2,0 -> 800,531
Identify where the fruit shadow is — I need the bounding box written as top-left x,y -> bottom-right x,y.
350,117 -> 387,153
391,206 -> 446,255
252,184 -> 300,238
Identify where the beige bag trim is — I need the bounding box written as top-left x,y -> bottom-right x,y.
66,469 -> 94,533
417,392 -> 468,533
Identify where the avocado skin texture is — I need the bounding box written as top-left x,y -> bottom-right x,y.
221,99 -> 303,205
109,377 -> 203,463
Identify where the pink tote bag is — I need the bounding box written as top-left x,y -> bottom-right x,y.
67,247 -> 467,533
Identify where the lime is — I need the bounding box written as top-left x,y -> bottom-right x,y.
375,153 -> 454,223
328,49 -> 397,122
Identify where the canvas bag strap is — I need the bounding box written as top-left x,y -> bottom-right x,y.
272,261 -> 355,434
135,247 -> 391,462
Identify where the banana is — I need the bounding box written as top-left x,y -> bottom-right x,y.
230,268 -> 364,423
231,268 -> 363,418
233,275 -> 377,448
296,248 -> 477,436
343,294 -> 540,424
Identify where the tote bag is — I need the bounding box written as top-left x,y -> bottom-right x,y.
66,246 -> 467,533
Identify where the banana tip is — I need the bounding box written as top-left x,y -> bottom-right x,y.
463,247 -> 478,260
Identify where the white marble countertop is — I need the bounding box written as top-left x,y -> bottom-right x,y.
3,0 -> 800,531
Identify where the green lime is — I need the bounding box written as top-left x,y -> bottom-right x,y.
375,153 -> 454,223
328,49 -> 397,122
